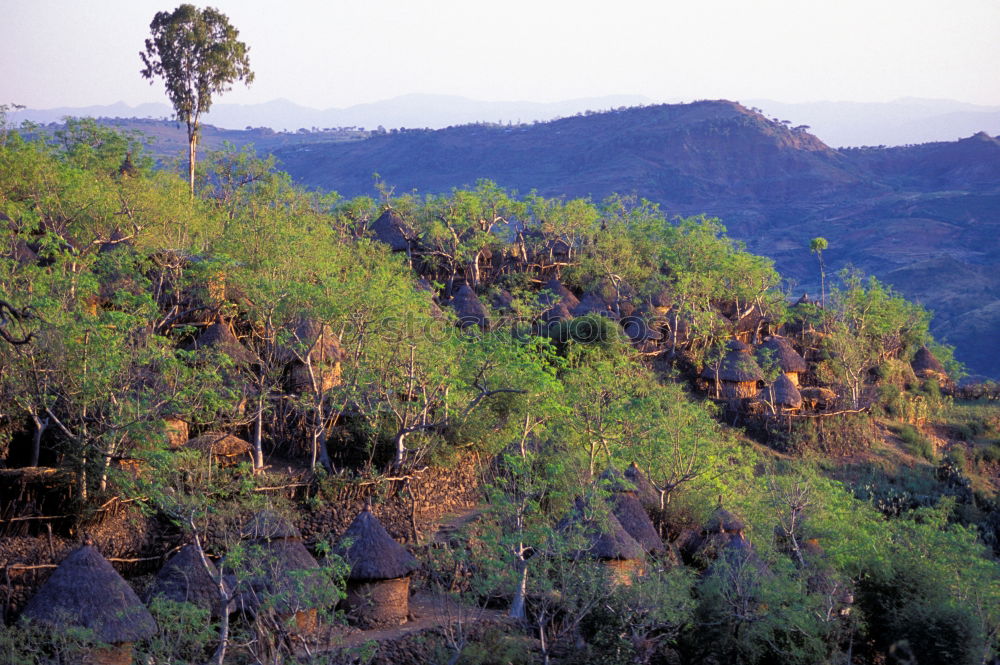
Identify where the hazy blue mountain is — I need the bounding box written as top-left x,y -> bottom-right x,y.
746,98 -> 1000,147
268,101 -> 1000,379
12,94 -> 653,133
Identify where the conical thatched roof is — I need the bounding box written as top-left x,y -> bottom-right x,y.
276,318 -> 342,365
541,300 -> 574,324
538,278 -> 579,308
370,208 -> 412,252
185,318 -> 255,366
598,467 -> 635,494
772,374 -> 802,408
450,285 -> 488,328
701,340 -> 763,382
622,315 -> 663,342
147,544 -> 228,614
561,499 -> 644,561
22,545 -> 157,644
336,507 -> 419,582
183,432 -> 252,461
610,493 -> 665,555
911,346 -> 946,376
624,463 -> 661,512
231,539 -> 322,616
703,507 -> 745,534
758,336 -> 807,373
571,292 -> 618,320
242,510 -> 302,542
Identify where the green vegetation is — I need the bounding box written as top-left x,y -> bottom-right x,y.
0,116 -> 997,664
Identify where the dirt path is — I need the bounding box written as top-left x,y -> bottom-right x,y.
326,591 -> 507,650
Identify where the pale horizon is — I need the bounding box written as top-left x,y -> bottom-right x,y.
3,0 -> 999,111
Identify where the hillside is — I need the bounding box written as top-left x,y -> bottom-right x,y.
1,121 -> 999,664
266,101 -> 1000,378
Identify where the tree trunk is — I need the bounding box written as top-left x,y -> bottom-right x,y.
509,554 -> 529,620
187,121 -> 199,197
29,412 -> 46,467
252,395 -> 264,470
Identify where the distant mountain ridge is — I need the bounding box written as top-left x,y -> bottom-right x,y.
266,100 -> 1000,379
13,95 -> 1000,147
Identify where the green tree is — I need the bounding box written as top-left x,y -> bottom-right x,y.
140,4 -> 254,196
809,237 -> 828,306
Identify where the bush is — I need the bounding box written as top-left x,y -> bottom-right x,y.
893,424 -> 935,461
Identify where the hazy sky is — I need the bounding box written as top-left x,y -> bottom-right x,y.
3,0 -> 1000,109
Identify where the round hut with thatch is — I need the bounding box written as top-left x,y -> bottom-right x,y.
701,340 -> 763,399
911,346 -> 948,384
561,498 -> 646,586
232,511 -> 324,635
370,208 -> 413,252
147,544 -> 230,617
599,469 -> 665,557
450,284 -> 488,329
185,316 -> 255,366
277,317 -> 343,393
336,506 -> 420,628
21,544 -> 157,665
770,373 -> 803,413
180,432 -> 252,466
538,277 -> 580,309
758,336 -> 808,386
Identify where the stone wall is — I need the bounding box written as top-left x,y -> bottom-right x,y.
299,453 -> 483,546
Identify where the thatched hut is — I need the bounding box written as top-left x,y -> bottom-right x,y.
800,386 -> 838,410
335,507 -> 420,628
21,544 -> 157,665
770,373 -> 803,412
279,318 -> 343,393
147,544 -> 229,617
181,432 -> 252,466
911,346 -> 948,383
701,340 -> 763,399
233,511 -> 324,634
757,336 -> 808,385
450,284 -> 488,329
694,507 -> 754,568
599,469 -> 665,556
538,278 -> 580,309
571,292 -> 619,320
561,498 -> 645,586
185,317 -> 255,366
624,462 -> 661,512
370,208 -> 413,252
162,417 -> 189,449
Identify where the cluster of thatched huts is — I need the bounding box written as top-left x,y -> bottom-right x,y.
16,508 -> 420,663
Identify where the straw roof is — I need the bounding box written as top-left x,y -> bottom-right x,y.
624,463 -> 661,512
701,340 -> 763,382
491,289 -> 514,312
370,208 -> 412,252
911,346 -> 946,376
541,301 -> 574,324
450,285 -> 488,328
242,510 -> 302,542
22,545 -> 157,644
183,432 -> 252,461
232,539 -> 323,616
703,507 -> 745,534
336,507 -> 419,582
276,317 -> 342,366
610,493 -> 665,555
622,315 -> 663,342
598,467 -> 636,494
561,498 -> 644,561
185,318 -> 255,366
147,544 -> 227,614
772,374 -> 803,409
571,292 -> 618,320
758,336 -> 807,373
538,278 -> 579,309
